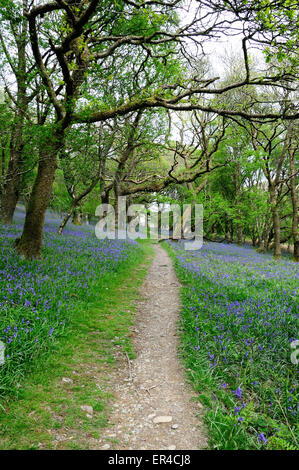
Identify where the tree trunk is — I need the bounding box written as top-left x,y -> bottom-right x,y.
258,237 -> 266,252
212,222 -> 217,241
234,158 -> 243,245
101,190 -> 110,205
16,139 -> 61,258
113,183 -> 124,232
237,225 -> 243,245
0,1 -> 28,224
229,222 -> 234,243
289,144 -> 299,261
72,208 -> 82,225
158,204 -> 162,238
1,103 -> 25,225
113,186 -> 119,231
126,195 -> 135,225
0,149 -> 21,224
251,230 -> 257,247
224,219 -> 230,241
270,188 -> 281,260
58,202 -> 76,235
96,190 -> 110,224
258,222 -> 269,252
1,145 -> 5,180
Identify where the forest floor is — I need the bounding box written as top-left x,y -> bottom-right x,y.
93,243 -> 207,450
0,240 -> 207,449
0,240 -> 151,449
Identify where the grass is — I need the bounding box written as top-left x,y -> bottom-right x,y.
164,240 -> 298,451
0,218 -> 143,395
0,214 -> 154,449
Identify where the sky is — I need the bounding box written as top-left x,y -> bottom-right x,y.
178,0 -> 264,76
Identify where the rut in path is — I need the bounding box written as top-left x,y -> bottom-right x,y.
96,243 -> 207,450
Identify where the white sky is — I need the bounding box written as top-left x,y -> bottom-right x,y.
179,1 -> 264,76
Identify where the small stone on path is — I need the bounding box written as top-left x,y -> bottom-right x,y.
62,377 -> 73,384
153,416 -> 172,424
80,405 -> 93,415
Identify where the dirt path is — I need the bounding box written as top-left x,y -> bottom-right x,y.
95,243 -> 207,450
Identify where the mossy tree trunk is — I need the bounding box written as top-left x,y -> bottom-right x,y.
16,133 -> 63,258
0,1 -> 28,224
72,207 -> 82,225
289,141 -> 299,261
269,187 -> 281,259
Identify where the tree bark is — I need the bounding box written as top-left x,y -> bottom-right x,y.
16,137 -> 62,258
0,151 -> 21,224
212,222 -> 217,241
251,229 -> 257,247
113,182 -> 121,231
1,132 -> 24,224
224,219 -> 230,241
72,208 -> 82,225
0,1 -> 28,224
229,222 -> 234,243
57,201 -> 76,235
289,144 -> 299,261
234,158 -> 243,245
258,238 -> 266,252
269,187 -> 281,259
1,126 -> 24,227
1,145 -> 5,179
236,225 -> 243,245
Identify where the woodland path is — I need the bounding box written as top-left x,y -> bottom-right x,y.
95,243 -> 207,450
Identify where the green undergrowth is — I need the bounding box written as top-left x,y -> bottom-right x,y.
164,241 -> 298,451
0,238 -> 154,449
